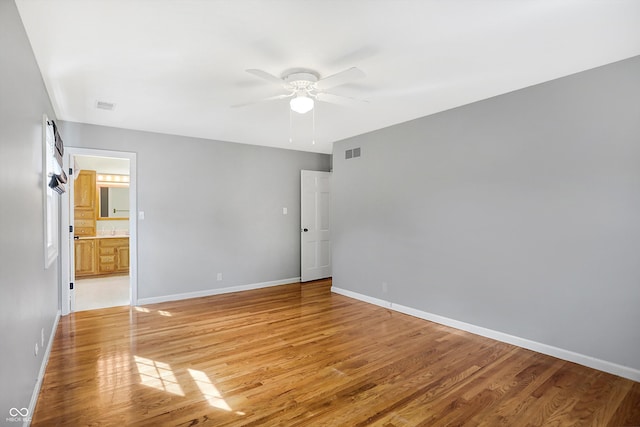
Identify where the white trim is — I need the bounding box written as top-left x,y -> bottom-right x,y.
60,152 -> 71,315
138,277 -> 301,305
42,115 -> 59,269
331,286 -> 392,309
61,147 -> 137,315
331,286 -> 640,382
26,310 -> 61,427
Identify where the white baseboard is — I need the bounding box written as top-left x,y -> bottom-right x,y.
26,310 -> 61,427
331,286 -> 640,382
331,286 -> 392,309
137,277 -> 301,306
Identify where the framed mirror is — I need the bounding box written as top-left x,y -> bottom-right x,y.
98,185 -> 129,219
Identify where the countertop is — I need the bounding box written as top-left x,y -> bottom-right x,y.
77,235 -> 129,240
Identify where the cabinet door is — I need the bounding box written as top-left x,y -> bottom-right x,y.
75,240 -> 96,277
74,212 -> 96,236
98,247 -> 116,274
116,245 -> 130,272
74,170 -> 96,209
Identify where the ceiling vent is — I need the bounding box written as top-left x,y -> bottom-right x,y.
96,101 -> 115,111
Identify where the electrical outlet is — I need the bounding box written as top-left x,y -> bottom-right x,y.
217,273 -> 222,281
34,342 -> 38,356
382,282 -> 388,293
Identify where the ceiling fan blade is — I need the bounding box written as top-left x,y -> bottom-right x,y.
315,67 -> 365,91
231,93 -> 293,108
245,69 -> 285,86
316,92 -> 368,106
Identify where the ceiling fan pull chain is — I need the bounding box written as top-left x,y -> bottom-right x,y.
289,107 -> 293,143
312,107 -> 316,145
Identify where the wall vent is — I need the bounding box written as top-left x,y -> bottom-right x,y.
96,101 -> 116,111
345,147 -> 361,160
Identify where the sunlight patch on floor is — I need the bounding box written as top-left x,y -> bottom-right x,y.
134,306 -> 173,317
188,368 -> 232,411
134,356 -> 184,396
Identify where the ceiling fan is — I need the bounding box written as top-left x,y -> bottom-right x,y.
234,67 -> 366,113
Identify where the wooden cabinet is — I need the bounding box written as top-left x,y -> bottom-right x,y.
74,170 -> 97,236
116,245 -> 130,272
98,238 -> 130,275
75,239 -> 97,277
98,245 -> 116,274
74,215 -> 96,237
74,170 -> 96,209
73,171 -> 129,278
75,237 -> 129,277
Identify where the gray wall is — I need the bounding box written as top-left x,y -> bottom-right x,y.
0,0 -> 60,421
59,122 -> 330,300
333,56 -> 640,372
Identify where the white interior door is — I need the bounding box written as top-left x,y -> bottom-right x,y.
301,170 -> 331,282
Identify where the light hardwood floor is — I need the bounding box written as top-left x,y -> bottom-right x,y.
33,279 -> 640,426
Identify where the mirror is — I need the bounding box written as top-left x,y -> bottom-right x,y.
98,186 -> 129,219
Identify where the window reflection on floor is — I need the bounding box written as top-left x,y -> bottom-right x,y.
97,351 -> 132,403
132,355 -> 243,414
134,356 -> 184,396
188,368 -> 232,412
134,306 -> 173,317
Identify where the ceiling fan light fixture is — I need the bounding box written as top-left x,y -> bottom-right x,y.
290,95 -> 314,114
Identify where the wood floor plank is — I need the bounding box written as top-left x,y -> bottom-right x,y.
32,279 -> 640,426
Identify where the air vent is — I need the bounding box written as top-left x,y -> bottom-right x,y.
96,101 -> 115,111
345,147 -> 361,160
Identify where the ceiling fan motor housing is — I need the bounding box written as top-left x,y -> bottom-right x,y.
285,71 -> 319,92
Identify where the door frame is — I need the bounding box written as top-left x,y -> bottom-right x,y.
60,147 -> 138,315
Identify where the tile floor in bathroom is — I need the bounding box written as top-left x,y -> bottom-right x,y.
75,275 -> 130,311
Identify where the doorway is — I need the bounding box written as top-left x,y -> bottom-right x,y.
60,148 -> 137,315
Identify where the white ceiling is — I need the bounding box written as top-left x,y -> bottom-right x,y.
16,0 -> 640,154
74,156 -> 130,176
